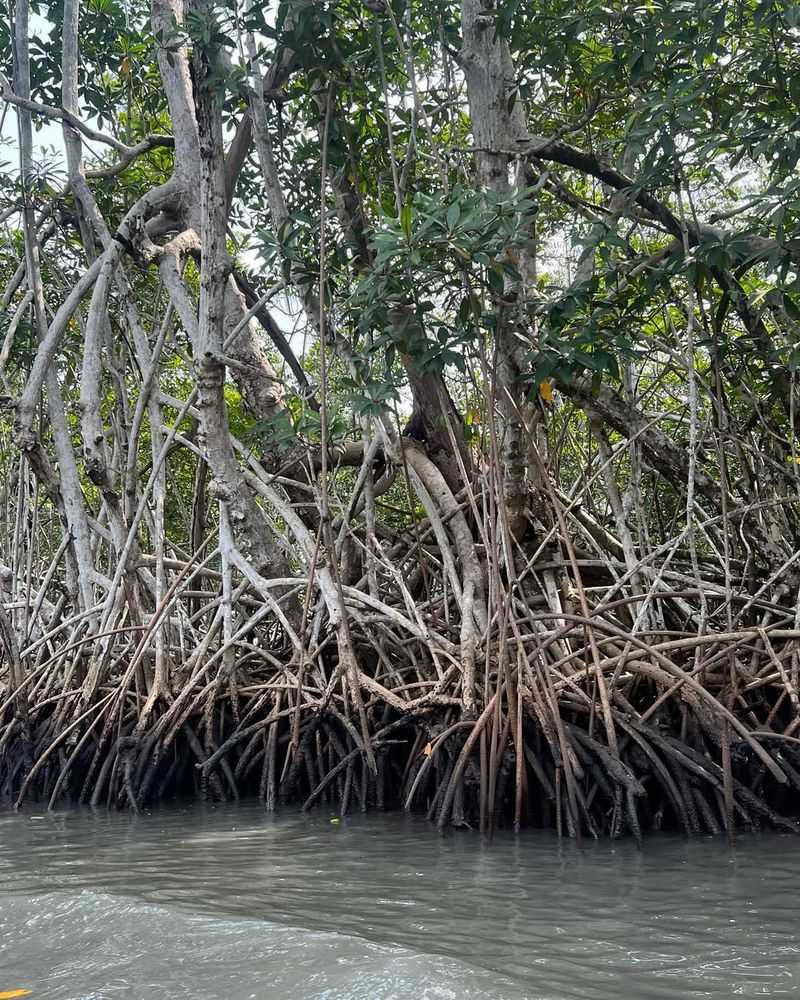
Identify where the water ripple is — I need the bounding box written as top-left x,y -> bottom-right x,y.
1,806 -> 798,999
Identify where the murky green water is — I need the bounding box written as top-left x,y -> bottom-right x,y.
0,804 -> 797,998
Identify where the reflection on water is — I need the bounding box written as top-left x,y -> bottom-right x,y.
0,804 -> 798,999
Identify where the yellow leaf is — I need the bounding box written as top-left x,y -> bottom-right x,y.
539,380 -> 553,403
422,741 -> 433,757
0,991 -> 33,998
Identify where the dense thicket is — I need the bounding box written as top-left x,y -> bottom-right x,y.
1,0 -> 800,839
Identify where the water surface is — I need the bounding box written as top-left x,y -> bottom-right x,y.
1,805 -> 797,998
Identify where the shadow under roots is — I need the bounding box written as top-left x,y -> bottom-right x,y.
3,674 -> 799,842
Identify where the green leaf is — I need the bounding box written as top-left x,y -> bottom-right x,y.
400,203 -> 413,240
446,201 -> 461,231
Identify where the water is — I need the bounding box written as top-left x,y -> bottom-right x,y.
0,805 -> 798,999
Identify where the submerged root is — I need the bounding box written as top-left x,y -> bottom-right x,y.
2,417 -> 799,839
3,575 -> 800,839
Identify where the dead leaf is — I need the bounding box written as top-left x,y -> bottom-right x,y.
422,741 -> 433,757
465,408 -> 481,426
